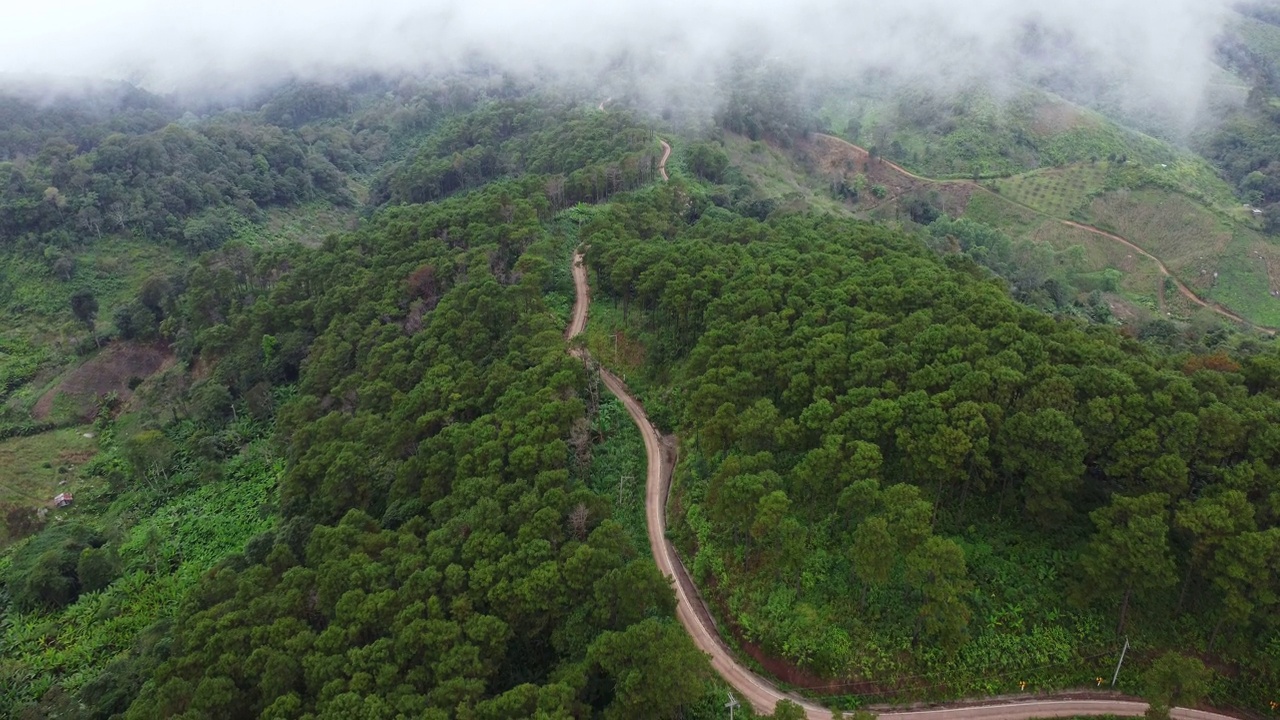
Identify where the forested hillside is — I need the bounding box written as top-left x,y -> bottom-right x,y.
0,88 -> 730,719
117,180 -> 711,718
583,185 -> 1280,708
1,69 -> 1278,720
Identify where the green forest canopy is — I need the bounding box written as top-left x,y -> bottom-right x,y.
0,78 -> 1278,719
584,188 -> 1280,707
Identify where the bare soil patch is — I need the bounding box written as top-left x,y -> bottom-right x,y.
1031,101 -> 1093,136
33,342 -> 170,421
805,135 -> 924,199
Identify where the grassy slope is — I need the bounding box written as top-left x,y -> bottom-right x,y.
805,103 -> 1280,328
0,427 -> 98,507
0,235 -> 182,344
1028,221 -> 1163,315
735,127 -> 1212,322
1236,14 -> 1280,68
1081,189 -> 1280,327
819,87 -> 1191,179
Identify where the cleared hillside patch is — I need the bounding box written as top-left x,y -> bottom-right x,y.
32,342 -> 170,422
244,202 -> 360,248
721,134 -> 851,216
1083,189 -> 1233,285
0,426 -> 98,508
996,164 -> 1109,218
1208,229 -> 1280,328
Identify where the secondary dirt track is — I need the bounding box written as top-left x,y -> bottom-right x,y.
594,98 -> 669,181
812,134 -> 1276,335
565,131 -> 1245,720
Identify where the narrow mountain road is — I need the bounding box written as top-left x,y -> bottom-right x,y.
567,252 -> 591,341
813,133 -> 1274,334
567,248 -> 830,716
566,131 -> 1243,720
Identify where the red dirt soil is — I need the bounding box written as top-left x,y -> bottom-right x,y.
33,342 -> 170,421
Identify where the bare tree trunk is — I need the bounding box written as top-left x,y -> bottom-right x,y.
957,480 -> 970,523
1208,616 -> 1225,650
1117,584 -> 1133,634
996,474 -> 1012,517
1176,563 -> 1195,613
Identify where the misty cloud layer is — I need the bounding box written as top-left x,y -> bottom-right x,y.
1,0 -> 1232,119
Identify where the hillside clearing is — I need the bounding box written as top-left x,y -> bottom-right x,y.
0,426 -> 98,509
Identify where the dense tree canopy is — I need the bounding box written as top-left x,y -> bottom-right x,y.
110,103 -> 720,716
3,75 -> 1279,719
583,183 -> 1280,705
0,89 -> 730,719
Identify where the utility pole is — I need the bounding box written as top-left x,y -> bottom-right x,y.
1111,637 -> 1130,688
725,692 -> 740,720
618,474 -> 633,506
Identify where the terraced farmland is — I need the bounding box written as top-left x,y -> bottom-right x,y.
995,163 -> 1109,218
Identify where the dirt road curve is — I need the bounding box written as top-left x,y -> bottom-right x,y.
567,249 -> 826,715
595,98 -> 669,182
565,138 -> 1243,720
1058,221 -> 1247,324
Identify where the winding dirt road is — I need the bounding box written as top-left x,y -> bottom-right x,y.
813,134 -> 1274,334
567,248 -> 830,716
567,249 -> 1239,720
565,131 -> 1244,720
1057,221 -> 1246,324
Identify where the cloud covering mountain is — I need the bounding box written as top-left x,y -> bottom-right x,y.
0,0 -> 1231,120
